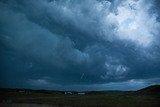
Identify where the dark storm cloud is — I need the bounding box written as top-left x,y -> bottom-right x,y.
0,0 -> 160,90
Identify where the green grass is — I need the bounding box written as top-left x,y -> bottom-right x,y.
0,89 -> 160,107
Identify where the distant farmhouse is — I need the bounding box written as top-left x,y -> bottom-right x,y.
17,89 -> 31,94
78,92 -> 85,95
64,91 -> 85,95
65,92 -> 73,94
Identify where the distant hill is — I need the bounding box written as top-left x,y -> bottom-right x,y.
0,85 -> 160,95
136,85 -> 160,94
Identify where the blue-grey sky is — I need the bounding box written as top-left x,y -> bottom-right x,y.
0,0 -> 160,91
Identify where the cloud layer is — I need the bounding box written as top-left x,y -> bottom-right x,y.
0,0 -> 160,90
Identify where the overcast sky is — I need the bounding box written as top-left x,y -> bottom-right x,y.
0,0 -> 160,91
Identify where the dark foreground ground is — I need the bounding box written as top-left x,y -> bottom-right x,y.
0,87 -> 160,107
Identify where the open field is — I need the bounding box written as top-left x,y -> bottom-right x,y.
0,87 -> 160,107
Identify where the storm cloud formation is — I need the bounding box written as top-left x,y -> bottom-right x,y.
0,0 -> 160,90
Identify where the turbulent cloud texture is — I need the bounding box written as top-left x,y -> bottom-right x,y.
0,0 -> 160,90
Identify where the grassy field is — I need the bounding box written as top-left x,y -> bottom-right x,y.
0,89 -> 160,107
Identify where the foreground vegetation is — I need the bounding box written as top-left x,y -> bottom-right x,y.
0,87 -> 160,107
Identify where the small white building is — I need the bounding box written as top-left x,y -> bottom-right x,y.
65,92 -> 73,94
18,90 -> 25,93
78,92 -> 85,95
